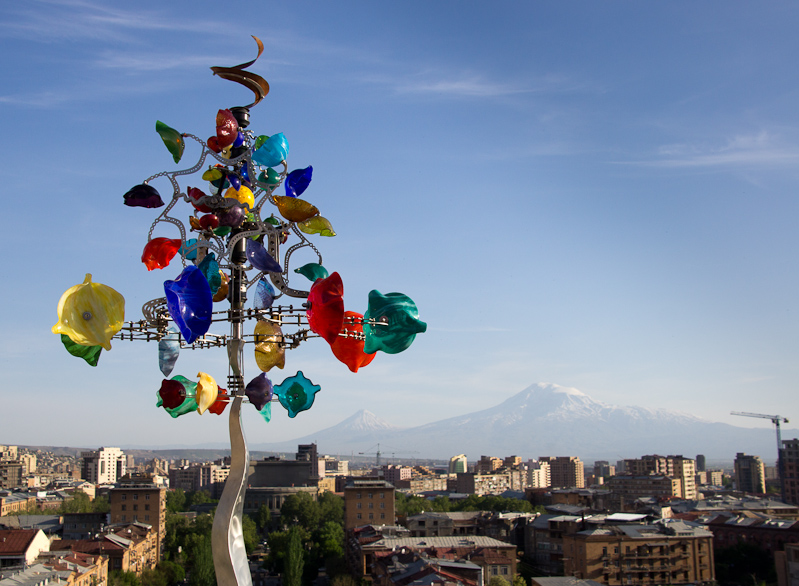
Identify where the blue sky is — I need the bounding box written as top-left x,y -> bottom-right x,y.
2,1 -> 798,454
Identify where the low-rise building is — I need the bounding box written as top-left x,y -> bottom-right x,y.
0,529 -> 51,570
344,479 -> 395,530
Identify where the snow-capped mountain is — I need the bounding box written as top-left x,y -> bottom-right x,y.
258,383 -> 793,461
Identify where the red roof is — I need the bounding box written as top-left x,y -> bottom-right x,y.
0,529 -> 37,555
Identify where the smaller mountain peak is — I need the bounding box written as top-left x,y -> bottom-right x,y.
524,382 -> 587,397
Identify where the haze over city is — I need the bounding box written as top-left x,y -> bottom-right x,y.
2,1 -> 799,450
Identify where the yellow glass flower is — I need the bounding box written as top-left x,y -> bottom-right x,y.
225,186 -> 255,209
254,320 -> 285,372
196,372 -> 219,414
52,274 -> 125,351
273,196 -> 319,223
297,216 -> 336,237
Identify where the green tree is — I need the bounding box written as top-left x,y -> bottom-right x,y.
488,577 -> 510,586
155,561 -> 185,586
330,575 -> 357,586
92,495 -> 110,513
166,489 -> 187,514
316,521 -> 344,560
512,574 -> 527,586
187,533 -> 215,586
284,526 -> 304,586
255,504 -> 272,531
243,513 -> 259,554
186,490 -> 215,509
281,491 -> 320,528
140,568 -> 167,586
60,490 -> 94,513
714,541 -> 776,585
109,571 -> 141,586
318,492 -> 344,525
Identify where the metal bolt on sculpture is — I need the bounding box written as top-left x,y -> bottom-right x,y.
52,37 -> 426,586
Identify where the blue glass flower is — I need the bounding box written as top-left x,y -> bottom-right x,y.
273,371 -> 320,418
252,132 -> 289,168
246,239 -> 282,273
245,372 -> 273,411
363,290 -> 427,354
164,266 -> 213,344
285,166 -> 313,197
254,278 -> 276,310
158,326 -> 180,377
198,252 -> 222,294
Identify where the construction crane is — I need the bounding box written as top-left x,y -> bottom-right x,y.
731,411 -> 790,501
358,444 -> 419,467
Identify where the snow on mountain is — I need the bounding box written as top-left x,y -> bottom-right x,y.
257,383 -> 792,461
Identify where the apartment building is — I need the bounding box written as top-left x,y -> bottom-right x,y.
344,479 -> 395,530
562,521 -> 715,584
108,483 -> 166,553
81,448 -> 126,485
734,452 -> 766,494
540,456 -> 584,488
781,439 -> 799,506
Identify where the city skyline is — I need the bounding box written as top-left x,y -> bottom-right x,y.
2,2 -> 799,447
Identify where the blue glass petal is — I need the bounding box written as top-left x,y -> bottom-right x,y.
241,161 -> 252,186
198,252 -> 222,294
273,371 -> 320,418
179,238 -> 199,260
258,402 -> 272,423
285,166 -> 313,197
254,278 -> 276,310
164,266 -> 213,344
158,326 -> 180,377
252,133 -> 289,168
245,372 -> 273,411
246,239 -> 282,273
228,173 -> 241,191
233,131 -> 245,148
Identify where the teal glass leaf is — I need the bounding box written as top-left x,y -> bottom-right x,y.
363,290 -> 427,354
155,120 -> 184,164
198,252 -> 222,294
258,402 -> 272,423
273,371 -> 320,418
295,263 -> 329,282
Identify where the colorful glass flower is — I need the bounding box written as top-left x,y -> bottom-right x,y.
156,375 -> 198,418
330,312 -> 376,373
52,273 -> 125,351
245,372 -> 273,411
274,371 -> 320,418
246,239 -> 282,273
285,166 -> 313,197
142,238 -> 182,270
164,266 -> 213,344
297,216 -> 335,237
224,186 -> 255,209
158,326 -> 180,377
252,132 -> 289,167
208,388 -> 230,415
363,290 -> 427,354
155,120 -> 184,163
213,272 -> 230,303
198,253 -> 222,294
123,184 -> 164,208
273,196 -> 319,223
196,372 -> 219,414
253,278 -> 275,310
253,320 -> 285,372
306,272 -> 344,345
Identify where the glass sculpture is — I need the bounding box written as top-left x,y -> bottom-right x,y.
52,36 -> 425,586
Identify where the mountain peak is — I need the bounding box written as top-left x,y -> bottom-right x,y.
339,409 -> 398,433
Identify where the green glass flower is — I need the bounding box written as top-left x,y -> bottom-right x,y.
363,290 -> 427,354
274,371 -> 320,418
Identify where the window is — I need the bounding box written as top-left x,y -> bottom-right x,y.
368,493 -> 373,498
145,494 -> 150,500
122,515 -> 126,522
133,504 -> 138,511
356,513 -> 361,520
133,494 -> 138,500
122,505 -> 126,511
380,493 -> 384,498
145,515 -> 149,521
501,567 -> 508,575
491,568 -> 498,576
380,503 -> 385,509
145,504 -> 150,511
380,513 -> 385,519
368,513 -> 374,519
122,495 -> 127,501
356,503 -> 362,509
368,503 -> 373,509
356,493 -> 361,499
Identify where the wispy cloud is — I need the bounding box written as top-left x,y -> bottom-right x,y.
0,0 -> 221,42
621,131 -> 799,168
360,70 -> 587,100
